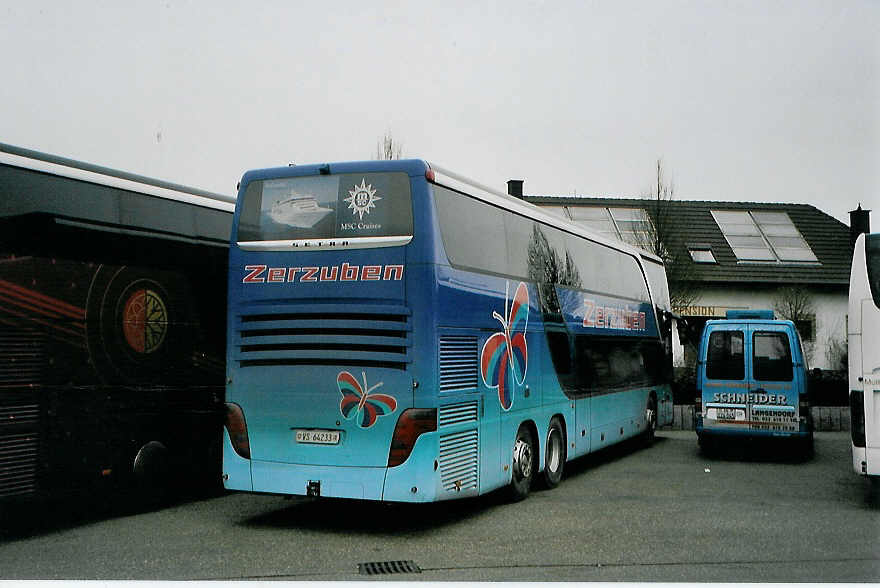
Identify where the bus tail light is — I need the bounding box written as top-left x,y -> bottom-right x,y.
851,390 -> 866,448
388,408 -> 437,467
225,402 -> 251,459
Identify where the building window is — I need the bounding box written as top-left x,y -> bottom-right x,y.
689,247 -> 717,263
794,317 -> 815,342
711,210 -> 818,263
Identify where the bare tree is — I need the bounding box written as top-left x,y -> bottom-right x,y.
636,159 -> 699,312
376,132 -> 403,160
773,285 -> 815,325
773,285 -> 816,364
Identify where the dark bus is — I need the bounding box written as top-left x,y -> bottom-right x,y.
0,143 -> 233,505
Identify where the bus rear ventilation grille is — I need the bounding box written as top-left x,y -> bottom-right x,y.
439,336 -> 478,392
358,560 -> 422,576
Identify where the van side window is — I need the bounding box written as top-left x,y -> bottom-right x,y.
706,331 -> 744,380
753,332 -> 793,381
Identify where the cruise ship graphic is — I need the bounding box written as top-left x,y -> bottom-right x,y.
268,194 -> 333,228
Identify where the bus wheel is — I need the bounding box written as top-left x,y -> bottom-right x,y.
643,396 -> 657,446
507,425 -> 536,502
132,441 -> 170,507
541,417 -> 565,489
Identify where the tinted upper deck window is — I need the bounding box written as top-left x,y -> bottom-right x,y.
867,234 -> 880,309
237,172 -> 413,242
706,330 -> 744,380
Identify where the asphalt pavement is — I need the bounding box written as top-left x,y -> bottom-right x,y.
0,431 -> 877,581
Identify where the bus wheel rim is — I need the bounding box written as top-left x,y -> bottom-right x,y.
514,438 -> 532,479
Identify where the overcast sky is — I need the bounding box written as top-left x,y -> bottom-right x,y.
1,0 -> 877,224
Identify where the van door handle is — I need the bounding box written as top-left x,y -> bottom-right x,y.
751,388 -> 765,395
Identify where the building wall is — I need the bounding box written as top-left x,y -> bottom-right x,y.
681,284 -> 848,371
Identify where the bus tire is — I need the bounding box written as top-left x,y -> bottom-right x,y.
541,417 -> 565,489
643,395 -> 657,446
132,441 -> 170,507
507,425 -> 536,502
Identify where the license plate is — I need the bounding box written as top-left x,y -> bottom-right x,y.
295,429 -> 340,445
708,407 -> 745,421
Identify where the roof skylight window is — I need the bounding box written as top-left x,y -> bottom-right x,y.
711,210 -> 818,263
689,247 -> 717,263
542,205 -> 653,246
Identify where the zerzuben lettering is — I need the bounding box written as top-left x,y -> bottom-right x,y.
242,263 -> 404,284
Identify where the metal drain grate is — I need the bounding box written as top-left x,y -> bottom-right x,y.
358,560 -> 422,575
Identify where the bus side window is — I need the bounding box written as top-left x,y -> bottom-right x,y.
753,332 -> 793,382
706,331 -> 744,380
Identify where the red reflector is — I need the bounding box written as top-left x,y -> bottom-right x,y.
388,408 -> 437,467
425,169 -> 436,182
225,402 -> 251,459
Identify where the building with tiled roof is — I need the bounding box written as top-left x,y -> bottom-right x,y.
519,187 -> 867,371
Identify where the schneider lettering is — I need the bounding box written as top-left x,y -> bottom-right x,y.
243,263 -> 404,284
712,392 -> 788,405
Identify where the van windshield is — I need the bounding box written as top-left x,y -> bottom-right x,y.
237,172 -> 413,242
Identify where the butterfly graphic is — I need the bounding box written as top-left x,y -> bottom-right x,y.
480,281 -> 529,411
337,371 -> 398,428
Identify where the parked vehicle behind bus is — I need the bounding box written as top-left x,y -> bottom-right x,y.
848,232 -> 880,480
0,143 -> 233,506
223,159 -> 674,504
695,310 -> 813,456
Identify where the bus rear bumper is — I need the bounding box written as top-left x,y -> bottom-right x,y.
250,460 -> 388,500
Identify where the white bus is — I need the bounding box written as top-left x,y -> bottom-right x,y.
848,232 -> 880,480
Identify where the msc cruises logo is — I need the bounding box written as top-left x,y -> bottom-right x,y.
345,178 -> 382,220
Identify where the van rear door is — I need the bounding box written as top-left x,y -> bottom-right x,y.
702,325 -> 749,431
748,327 -> 800,434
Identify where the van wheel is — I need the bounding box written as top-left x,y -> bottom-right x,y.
799,434 -> 814,461
541,417 -> 565,489
507,425 -> 536,502
698,434 -> 714,456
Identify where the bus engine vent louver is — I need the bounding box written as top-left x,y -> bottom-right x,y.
0,328 -> 45,388
439,429 -> 479,492
438,401 -> 478,428
0,433 -> 38,498
439,336 -> 478,392
234,303 -> 411,370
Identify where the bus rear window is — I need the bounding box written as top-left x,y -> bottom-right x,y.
867,234 -> 880,308
237,172 -> 413,242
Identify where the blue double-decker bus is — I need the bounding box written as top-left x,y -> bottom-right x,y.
223,160 -> 674,502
